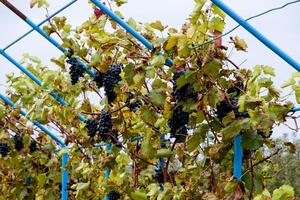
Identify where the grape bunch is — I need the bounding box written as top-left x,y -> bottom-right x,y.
14,135 -> 24,151
93,64 -> 122,104
103,65 -> 122,103
216,98 -> 249,121
99,112 -> 112,134
29,140 -> 38,153
231,99 -> 249,118
85,119 -> 99,137
227,82 -> 243,97
107,191 -> 120,200
154,168 -> 164,184
94,71 -> 105,88
168,106 -> 189,142
172,71 -> 197,102
126,93 -> 142,111
66,57 -> 85,85
0,143 -> 9,157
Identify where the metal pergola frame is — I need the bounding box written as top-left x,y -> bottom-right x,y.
0,0 -> 299,199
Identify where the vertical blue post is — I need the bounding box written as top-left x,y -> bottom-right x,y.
233,134 -> 242,180
104,144 -> 112,200
210,0 -> 300,72
62,152 -> 69,200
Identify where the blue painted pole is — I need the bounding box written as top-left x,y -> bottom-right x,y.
91,0 -> 153,50
233,134 -> 242,180
210,0 -> 300,72
0,49 -> 87,123
62,152 -> 69,200
104,144 -> 112,200
0,94 -> 69,199
1,0 -> 95,77
3,0 -> 78,51
0,93 -> 65,146
291,107 -> 300,112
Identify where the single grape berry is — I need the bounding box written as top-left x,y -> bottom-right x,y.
29,140 -> 38,153
85,119 -> 99,137
14,135 -> 24,151
154,169 -> 164,184
66,57 -> 85,85
126,93 -> 142,111
0,143 -> 9,157
108,191 -> 120,200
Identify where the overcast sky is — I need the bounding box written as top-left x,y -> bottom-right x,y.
0,0 -> 299,138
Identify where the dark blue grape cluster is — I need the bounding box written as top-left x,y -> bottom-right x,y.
216,98 -> 249,121
0,143 -> 9,157
172,71 -> 197,102
126,93 -> 142,111
108,191 -> 120,200
29,140 -> 38,153
14,135 -> 24,151
85,112 -> 118,143
227,82 -> 243,97
94,65 -> 122,104
85,119 -> 99,137
66,57 -> 86,85
168,106 -> 189,143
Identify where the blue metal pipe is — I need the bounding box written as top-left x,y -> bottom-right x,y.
233,134 -> 243,180
3,0 -> 77,51
62,152 -> 69,200
0,49 -> 87,123
91,0 -> 153,50
291,107 -> 300,112
0,93 -> 65,147
24,18 -> 66,53
210,0 -> 300,72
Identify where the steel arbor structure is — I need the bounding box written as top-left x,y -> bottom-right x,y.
0,0 -> 299,199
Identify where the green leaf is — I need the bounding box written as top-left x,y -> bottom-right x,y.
131,191 -> 147,200
157,149 -> 174,157
141,106 -> 157,125
150,20 -> 165,32
165,34 -> 179,50
150,55 -> 165,67
208,17 -> 225,32
150,90 -> 166,108
242,133 -> 263,151
262,66 -> 275,76
187,124 -> 208,152
76,181 -> 90,191
140,133 -> 156,159
231,36 -> 248,51
221,120 -> 241,138
272,185 -> 294,200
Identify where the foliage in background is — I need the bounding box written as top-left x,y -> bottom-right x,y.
0,0 -> 299,199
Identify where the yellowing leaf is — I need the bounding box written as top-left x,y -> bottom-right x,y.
150,20 -> 165,32
231,36 -> 248,51
150,55 -> 165,67
157,149 -> 174,157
